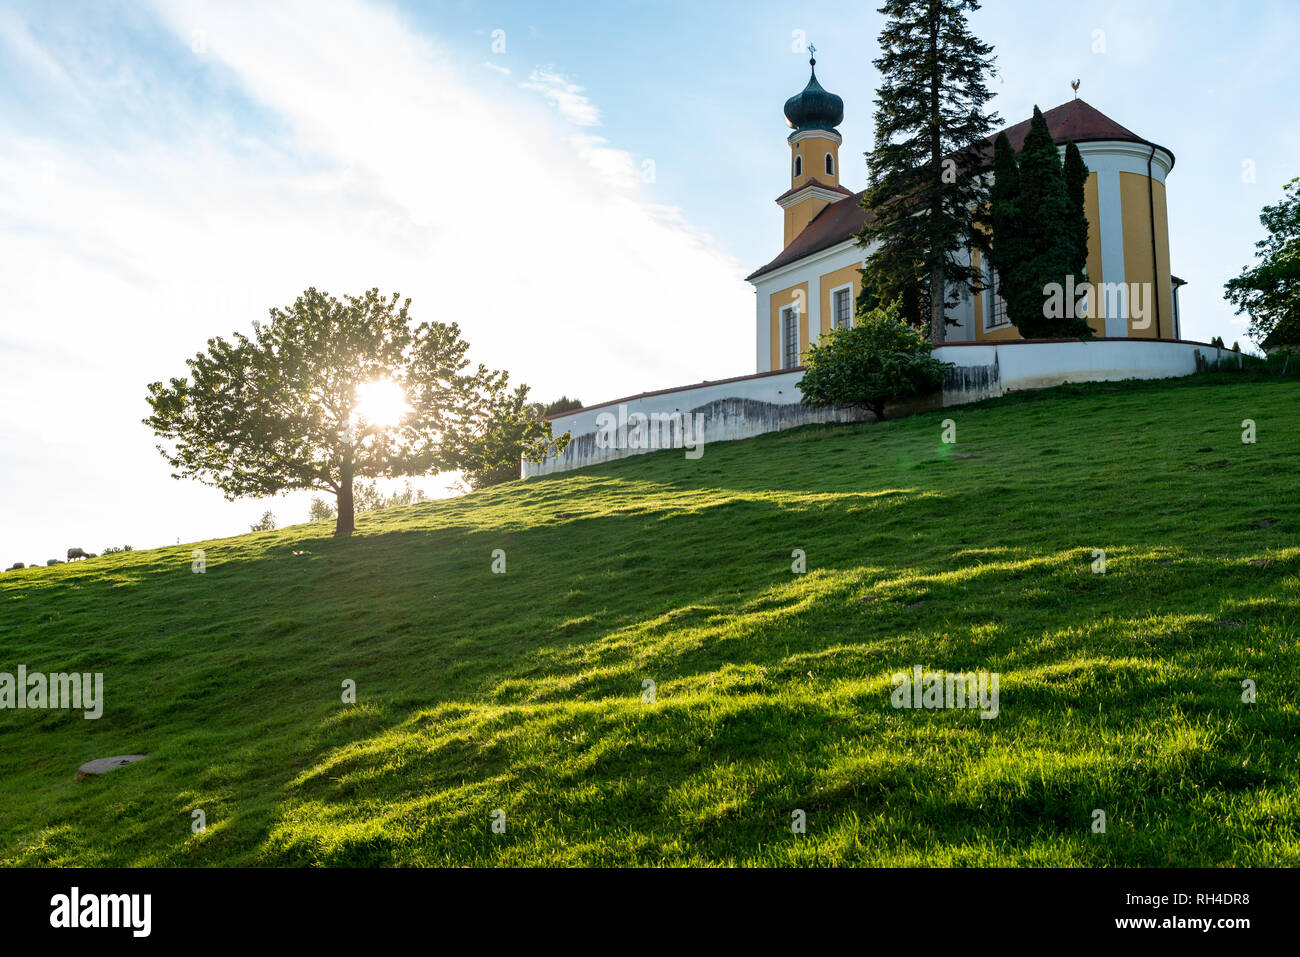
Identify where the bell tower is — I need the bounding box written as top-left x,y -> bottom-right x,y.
780,48 -> 845,246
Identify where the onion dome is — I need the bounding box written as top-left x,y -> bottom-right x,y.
783,54 -> 844,132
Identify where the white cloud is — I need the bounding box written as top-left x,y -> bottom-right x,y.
519,67 -> 602,126
0,0 -> 752,562
570,133 -> 644,191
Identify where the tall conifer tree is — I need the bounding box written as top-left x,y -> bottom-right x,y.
1001,107 -> 1091,338
1063,140 -> 1091,282
986,132 -> 1021,316
857,0 -> 999,342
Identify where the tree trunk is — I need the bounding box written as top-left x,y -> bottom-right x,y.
929,261 -> 945,343
928,13 -> 945,343
334,466 -> 355,537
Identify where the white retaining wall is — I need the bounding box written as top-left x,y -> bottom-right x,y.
940,338 -> 1231,403
524,338 -> 1230,477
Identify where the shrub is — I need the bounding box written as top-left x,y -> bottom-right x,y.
798,303 -> 952,420
308,498 -> 336,522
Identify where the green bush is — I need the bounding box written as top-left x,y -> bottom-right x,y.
249,510 -> 276,533
798,303 -> 952,420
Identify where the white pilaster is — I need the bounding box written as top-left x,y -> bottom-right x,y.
1096,167 -> 1128,336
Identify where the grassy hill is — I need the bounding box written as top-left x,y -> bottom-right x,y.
2,373 -> 1298,866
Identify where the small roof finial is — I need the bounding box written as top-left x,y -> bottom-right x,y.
808,43 -> 816,68
1071,78 -> 1081,99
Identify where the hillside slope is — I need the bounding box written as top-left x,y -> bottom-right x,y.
2,375 -> 1298,866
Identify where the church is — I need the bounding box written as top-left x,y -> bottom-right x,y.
746,55 -> 1184,373
525,58 -> 1221,478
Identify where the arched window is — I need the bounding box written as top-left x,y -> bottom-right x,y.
825,153 -> 835,175
793,155 -> 802,177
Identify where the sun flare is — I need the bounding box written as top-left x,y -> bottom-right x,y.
354,379 -> 411,428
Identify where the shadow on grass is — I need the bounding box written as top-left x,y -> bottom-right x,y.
3,372 -> 1300,865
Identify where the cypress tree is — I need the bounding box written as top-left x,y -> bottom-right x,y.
986,132 -> 1021,316
1063,140 -> 1091,294
857,0 -> 999,342
1003,107 -> 1091,338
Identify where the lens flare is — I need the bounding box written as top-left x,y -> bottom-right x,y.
353,379 -> 410,427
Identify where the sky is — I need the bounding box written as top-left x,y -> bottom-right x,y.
0,0 -> 1296,563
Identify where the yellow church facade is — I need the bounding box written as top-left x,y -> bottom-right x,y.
747,59 -> 1183,373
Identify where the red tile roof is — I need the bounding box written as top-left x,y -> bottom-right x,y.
746,99 -> 1167,281
995,98 -> 1145,153
745,196 -> 874,281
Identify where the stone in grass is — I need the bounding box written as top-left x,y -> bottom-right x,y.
76,754 -> 146,781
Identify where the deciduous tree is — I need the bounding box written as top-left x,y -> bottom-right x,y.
1225,177 -> 1300,349
145,288 -> 543,536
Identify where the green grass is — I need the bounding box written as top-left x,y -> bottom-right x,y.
2,373 -> 1298,866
